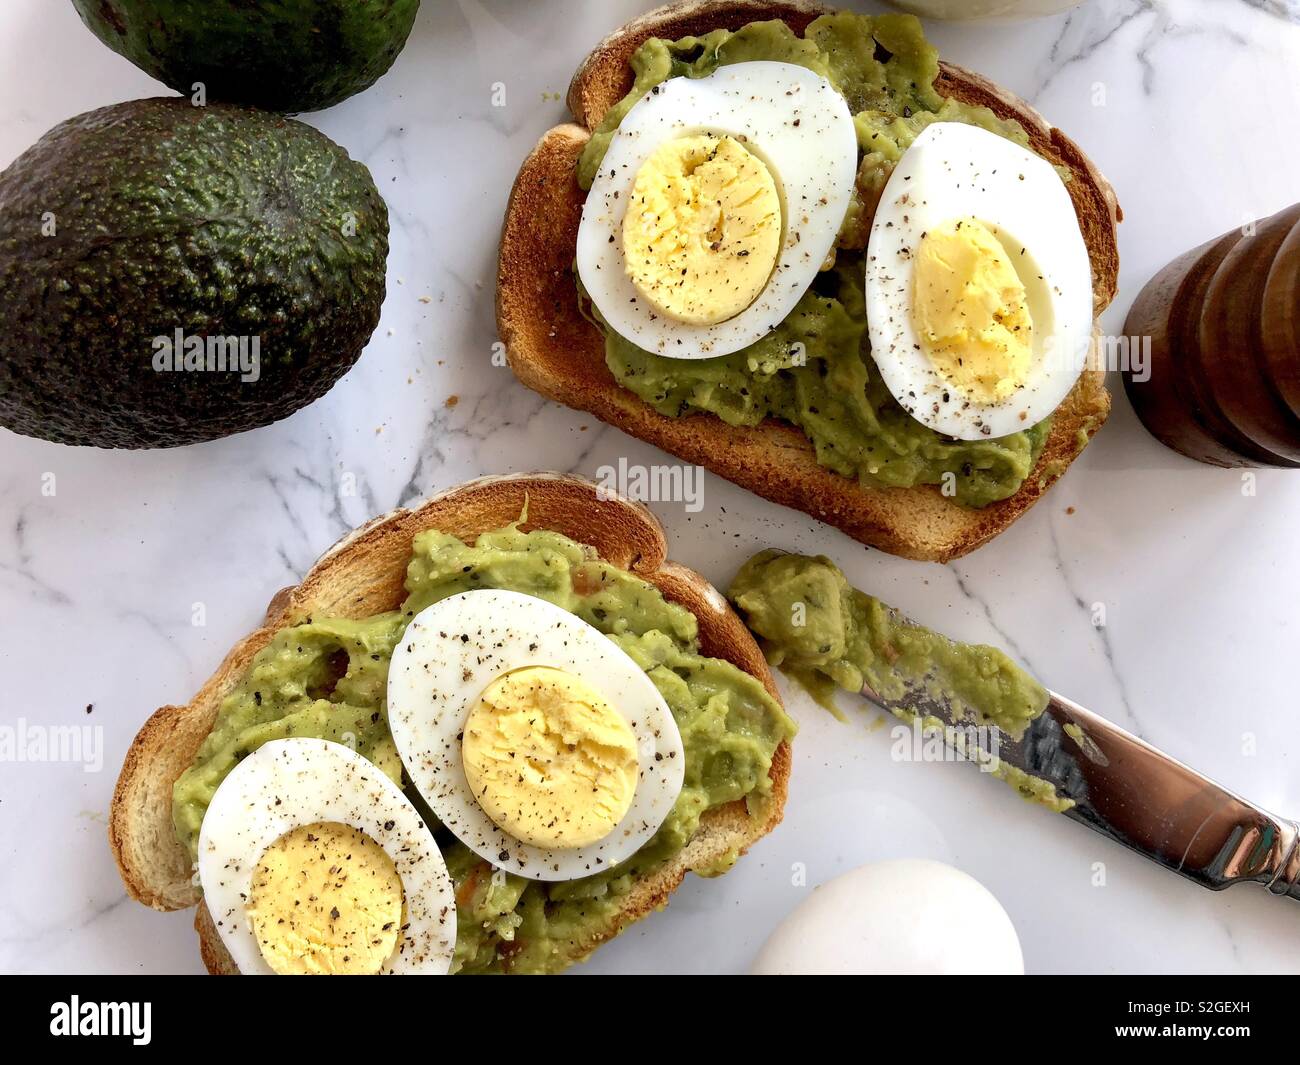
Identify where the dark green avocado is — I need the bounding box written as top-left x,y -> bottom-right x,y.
0,98 -> 389,449
71,0 -> 421,113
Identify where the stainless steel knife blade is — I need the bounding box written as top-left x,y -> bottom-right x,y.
860,620 -> 1300,903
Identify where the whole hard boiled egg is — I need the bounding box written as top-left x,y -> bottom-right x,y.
577,61 -> 857,358
752,859 -> 1024,975
865,122 -> 1094,440
387,589 -> 686,881
198,738 -> 458,976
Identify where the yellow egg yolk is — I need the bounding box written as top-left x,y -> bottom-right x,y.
247,821 -> 404,976
913,219 -> 1035,403
622,133 -> 782,326
461,666 -> 639,850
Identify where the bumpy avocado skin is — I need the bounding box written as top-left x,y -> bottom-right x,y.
0,98 -> 389,448
71,0 -> 421,113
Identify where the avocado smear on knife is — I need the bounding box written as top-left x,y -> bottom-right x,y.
729,550 -> 1073,812
173,523 -> 794,974
578,13 -> 1060,508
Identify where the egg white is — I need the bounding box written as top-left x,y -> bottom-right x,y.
751,859 -> 1024,975
864,122 -> 1094,441
387,590 -> 686,882
577,61 -> 857,359
198,738 -> 458,976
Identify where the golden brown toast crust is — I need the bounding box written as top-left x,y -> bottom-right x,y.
498,0 -> 1120,562
109,473 -> 790,973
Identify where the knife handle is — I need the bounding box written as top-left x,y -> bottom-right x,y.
1039,692 -> 1300,905
1265,821 -> 1300,900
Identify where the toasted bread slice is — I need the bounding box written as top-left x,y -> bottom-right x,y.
109,472 -> 790,974
497,0 -> 1120,562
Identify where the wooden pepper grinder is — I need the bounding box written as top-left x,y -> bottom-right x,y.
1123,203 -> 1300,468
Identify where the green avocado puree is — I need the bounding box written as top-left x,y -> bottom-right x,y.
577,14 -> 1058,509
173,523 -> 795,974
728,550 -> 1073,812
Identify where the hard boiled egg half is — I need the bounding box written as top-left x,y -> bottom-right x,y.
865,122 -> 1094,440
577,61 -> 858,358
387,590 -> 686,881
198,738 -> 458,975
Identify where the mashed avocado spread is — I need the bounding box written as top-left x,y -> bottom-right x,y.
173,523 -> 795,974
729,550 -> 1072,811
577,14 -> 1059,508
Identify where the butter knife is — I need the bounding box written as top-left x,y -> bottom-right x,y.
861,642 -> 1300,903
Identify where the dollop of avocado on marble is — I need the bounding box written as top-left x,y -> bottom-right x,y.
728,549 -> 1048,735
729,550 -> 1073,813
173,523 -> 795,974
578,13 -> 1058,508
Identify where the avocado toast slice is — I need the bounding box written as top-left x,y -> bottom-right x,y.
497,0 -> 1120,562
109,473 -> 792,973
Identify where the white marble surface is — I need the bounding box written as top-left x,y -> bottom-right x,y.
1,0 -> 1298,975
